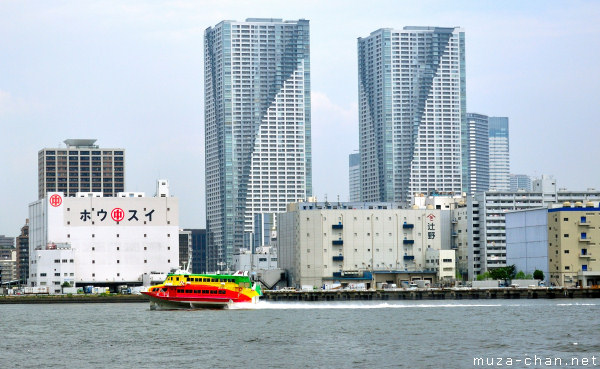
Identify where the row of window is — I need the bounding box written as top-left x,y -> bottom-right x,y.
176,289 -> 227,295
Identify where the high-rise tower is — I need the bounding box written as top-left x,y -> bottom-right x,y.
204,18 -> 312,271
358,27 -> 466,202
466,113 -> 489,194
488,117 -> 510,191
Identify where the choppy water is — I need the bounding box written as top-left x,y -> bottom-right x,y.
1,299 -> 599,368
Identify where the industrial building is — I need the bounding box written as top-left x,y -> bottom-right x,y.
278,201 -> 455,289
28,180 -> 178,293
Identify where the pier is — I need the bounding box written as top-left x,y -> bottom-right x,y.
262,288 -> 600,302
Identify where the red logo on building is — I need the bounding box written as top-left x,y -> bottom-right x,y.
111,208 -> 125,222
427,213 -> 436,222
49,194 -> 62,207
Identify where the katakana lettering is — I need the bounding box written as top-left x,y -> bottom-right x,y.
80,210 -> 91,222
145,209 -> 155,221
128,210 -> 139,221
96,209 -> 107,221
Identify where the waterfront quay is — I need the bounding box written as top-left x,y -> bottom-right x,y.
262,288 -> 600,302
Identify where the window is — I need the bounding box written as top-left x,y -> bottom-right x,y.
564,234 -> 569,238
565,266 -> 570,270
92,260 -> 95,264
564,250 -> 569,254
40,273 -> 47,277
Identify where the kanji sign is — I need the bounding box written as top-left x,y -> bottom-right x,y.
111,208 -> 125,222
49,194 -> 62,207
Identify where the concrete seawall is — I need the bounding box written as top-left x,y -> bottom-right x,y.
262,288 -> 600,301
0,294 -> 147,304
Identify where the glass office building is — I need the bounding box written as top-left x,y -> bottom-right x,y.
488,117 -> 510,191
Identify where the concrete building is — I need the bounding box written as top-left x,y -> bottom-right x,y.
548,203 -> 600,287
510,174 -> 532,192
204,18 -> 312,272
29,181 -> 178,292
358,26 -> 466,203
278,201 -> 454,289
349,152 -> 361,201
505,208 -> 549,284
466,113 -> 489,194
16,220 -> 29,284
38,139 -> 125,199
425,249 -> 456,281
488,117 -> 510,191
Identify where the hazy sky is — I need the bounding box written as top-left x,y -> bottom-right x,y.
1,0 -> 599,236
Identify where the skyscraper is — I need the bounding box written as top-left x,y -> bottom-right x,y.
204,19 -> 312,271
38,139 -> 125,199
358,27 -> 466,202
466,113 -> 489,194
348,152 -> 361,201
488,117 -> 510,191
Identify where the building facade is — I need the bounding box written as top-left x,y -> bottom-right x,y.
29,185 -> 178,292
38,139 -> 125,199
348,152 -> 361,201
465,113 -> 489,194
358,26 -> 466,203
278,201 -> 453,289
204,18 -> 312,271
505,208 -> 549,284
16,220 -> 29,284
548,204 -> 600,287
510,174 -> 532,192
183,229 -> 207,274
488,117 -> 509,191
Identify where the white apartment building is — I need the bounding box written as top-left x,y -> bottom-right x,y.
278,202 -> 453,289
29,182 -> 179,292
204,18 -> 312,272
358,26 -> 466,203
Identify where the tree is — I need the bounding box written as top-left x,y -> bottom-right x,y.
515,271 -> 526,280
533,270 -> 544,280
476,271 -> 491,281
489,265 -> 517,281
61,281 -> 71,287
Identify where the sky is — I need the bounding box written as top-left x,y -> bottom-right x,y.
1,0 -> 599,237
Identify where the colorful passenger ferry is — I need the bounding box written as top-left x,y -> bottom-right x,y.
142,271 -> 262,309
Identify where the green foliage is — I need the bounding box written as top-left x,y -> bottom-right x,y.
515,271 -> 526,279
61,282 -> 71,287
533,270 -> 544,280
476,271 -> 491,281
489,265 -> 517,281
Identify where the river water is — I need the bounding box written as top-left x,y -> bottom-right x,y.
1,299 -> 599,368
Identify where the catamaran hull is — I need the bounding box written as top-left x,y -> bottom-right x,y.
143,293 -> 259,310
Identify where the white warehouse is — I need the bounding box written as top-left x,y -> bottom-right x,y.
29,181 -> 179,292
278,202 -> 455,289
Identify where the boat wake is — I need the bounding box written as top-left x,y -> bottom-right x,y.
228,301 -> 509,310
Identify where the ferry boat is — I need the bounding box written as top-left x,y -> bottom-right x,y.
142,271 -> 262,309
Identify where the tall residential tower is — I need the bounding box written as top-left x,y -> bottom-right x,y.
204,19 -> 312,271
358,27 -> 466,202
